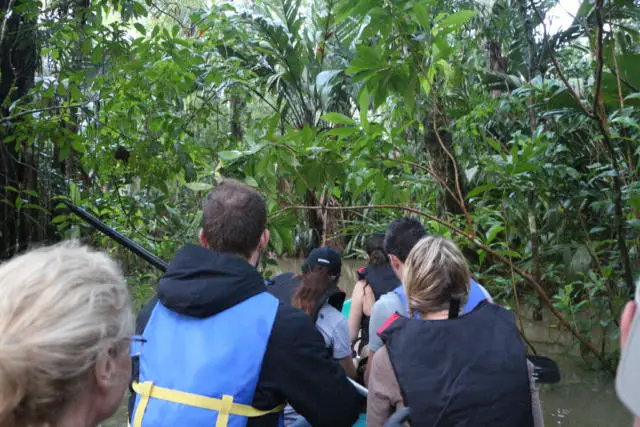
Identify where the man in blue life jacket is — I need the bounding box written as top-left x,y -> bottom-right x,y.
363,217 -> 492,385
128,179 -> 363,427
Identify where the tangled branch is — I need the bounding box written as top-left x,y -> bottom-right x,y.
271,203 -> 613,372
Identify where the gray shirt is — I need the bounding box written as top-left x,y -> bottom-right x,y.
316,303 -> 351,359
368,283 -> 493,353
368,292 -> 405,353
284,303 -> 351,425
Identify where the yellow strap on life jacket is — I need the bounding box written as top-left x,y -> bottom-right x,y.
131,381 -> 285,427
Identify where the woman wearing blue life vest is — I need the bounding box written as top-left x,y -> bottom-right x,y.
348,234 -> 400,353
366,236 -> 543,427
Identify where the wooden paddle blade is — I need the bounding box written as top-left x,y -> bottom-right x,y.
527,355 -> 561,384
384,408 -> 412,427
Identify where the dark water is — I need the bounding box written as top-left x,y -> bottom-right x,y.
101,259 -> 632,427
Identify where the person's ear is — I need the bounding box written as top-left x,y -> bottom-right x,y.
259,229 -> 270,252
199,229 -> 208,248
389,254 -> 400,269
389,254 -> 403,280
93,346 -> 117,393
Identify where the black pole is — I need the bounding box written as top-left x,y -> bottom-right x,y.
61,200 -> 168,272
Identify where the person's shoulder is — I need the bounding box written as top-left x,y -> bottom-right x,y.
271,303 -> 320,343
373,290 -> 403,316
471,279 -> 493,302
136,295 -> 158,334
274,302 -> 313,326
317,304 -> 347,328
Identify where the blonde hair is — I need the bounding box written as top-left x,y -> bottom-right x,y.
0,242 -> 134,427
403,236 -> 471,316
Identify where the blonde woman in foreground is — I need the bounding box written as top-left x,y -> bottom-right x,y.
367,236 -> 543,427
0,242 -> 135,427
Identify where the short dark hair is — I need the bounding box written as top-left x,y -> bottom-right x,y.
384,217 -> 427,262
202,179 -> 267,258
365,233 -> 389,266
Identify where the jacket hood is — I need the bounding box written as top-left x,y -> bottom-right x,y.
157,245 -> 265,318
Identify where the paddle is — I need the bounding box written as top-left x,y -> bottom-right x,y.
384,408 -> 411,427
527,355 -> 561,384
348,378 -> 368,397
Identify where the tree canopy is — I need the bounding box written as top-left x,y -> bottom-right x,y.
1,0 -> 639,370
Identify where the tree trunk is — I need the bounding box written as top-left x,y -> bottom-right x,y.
230,93 -> 246,142
304,189 -> 322,250
0,0 -> 39,259
423,103 -> 465,216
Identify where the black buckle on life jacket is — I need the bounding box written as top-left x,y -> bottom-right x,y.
448,298 -> 460,319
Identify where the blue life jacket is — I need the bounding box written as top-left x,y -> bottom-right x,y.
130,292 -> 284,427
392,279 -> 491,317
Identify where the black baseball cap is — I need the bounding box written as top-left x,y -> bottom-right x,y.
302,246 -> 342,277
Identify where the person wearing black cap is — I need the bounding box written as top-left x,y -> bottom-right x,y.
293,247 -> 354,376
283,246 -> 357,426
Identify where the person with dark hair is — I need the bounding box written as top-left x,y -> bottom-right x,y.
129,179 -> 363,427
291,247 -> 356,380
284,247 -> 357,426
363,217 -> 493,385
347,234 -> 400,352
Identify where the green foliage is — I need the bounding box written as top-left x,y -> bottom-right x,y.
2,0 -> 639,367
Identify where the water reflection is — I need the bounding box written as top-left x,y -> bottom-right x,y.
266,258 -> 366,295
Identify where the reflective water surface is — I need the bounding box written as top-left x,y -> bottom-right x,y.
101,259 -> 632,427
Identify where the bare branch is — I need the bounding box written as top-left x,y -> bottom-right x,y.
1,102 -> 90,124
593,0 -> 606,115
432,119 -> 474,234
376,156 -> 462,212
592,0 -> 635,291
0,0 -> 15,47
147,0 -> 186,29
530,0 -> 596,119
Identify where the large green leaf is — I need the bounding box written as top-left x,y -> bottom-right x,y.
219,150 -> 244,161
413,3 -> 430,29
439,10 -> 476,29
359,87 -> 370,131
322,112 -> 356,125
346,46 -> 383,73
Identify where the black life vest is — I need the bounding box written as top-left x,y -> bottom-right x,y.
266,272 -> 345,322
356,264 -> 401,348
358,264 -> 400,300
380,302 -> 534,427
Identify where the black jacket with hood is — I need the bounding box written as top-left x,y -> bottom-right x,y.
129,245 -> 363,427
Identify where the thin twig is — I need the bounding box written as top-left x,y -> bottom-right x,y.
376,156 -> 462,211
147,0 -> 186,29
592,0 -> 635,292
609,31 -> 624,111
593,0 -> 606,115
502,200 -> 535,353
0,0 -> 15,47
530,0 -> 595,119
578,211 -> 620,327
432,119 -> 474,234
1,102 -> 91,124
270,203 -> 613,372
